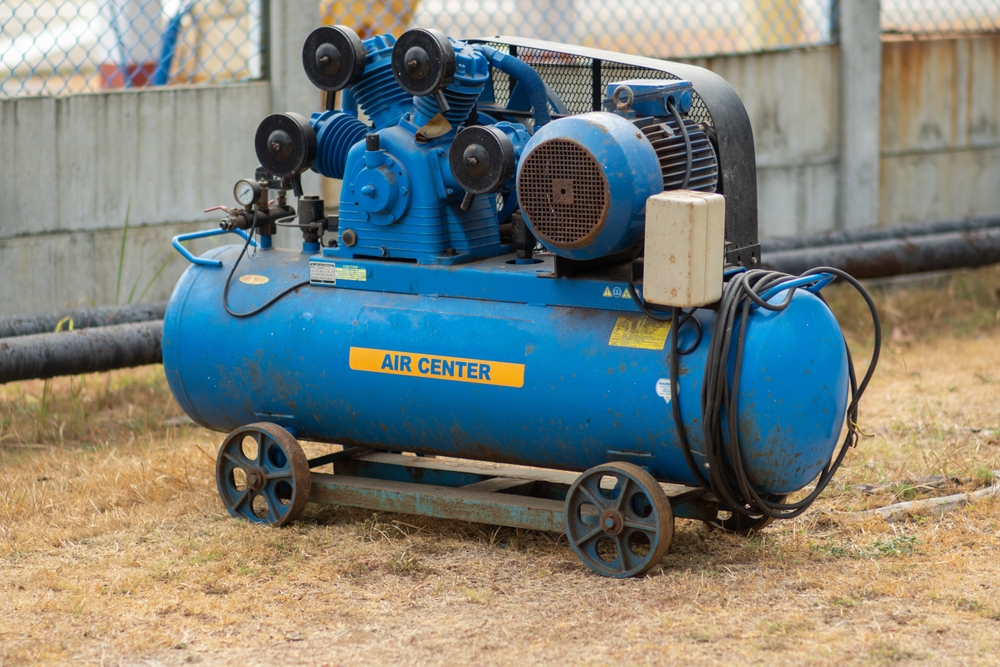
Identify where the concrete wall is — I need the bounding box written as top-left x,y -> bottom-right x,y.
692,46 -> 841,237
691,32 -> 1000,237
0,83 -> 269,316
0,0 -> 319,317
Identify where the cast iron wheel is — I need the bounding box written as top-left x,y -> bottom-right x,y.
216,422 -> 311,526
707,495 -> 787,535
564,462 -> 674,578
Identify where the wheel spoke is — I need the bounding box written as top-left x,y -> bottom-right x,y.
223,450 -> 251,469
265,469 -> 293,481
614,535 -> 630,573
614,477 -> 632,511
265,491 -> 282,523
230,489 -> 250,511
623,517 -> 658,531
572,525 -> 603,548
255,433 -> 267,466
576,481 -> 608,511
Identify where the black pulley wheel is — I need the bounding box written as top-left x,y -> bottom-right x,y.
254,112 -> 316,178
216,422 -> 312,527
391,27 -> 455,96
449,125 -> 516,194
564,462 -> 674,578
302,25 -> 366,92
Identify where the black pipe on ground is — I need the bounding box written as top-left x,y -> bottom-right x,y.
761,216 -> 1000,253
0,321 -> 163,384
0,301 -> 168,339
763,227 -> 1000,280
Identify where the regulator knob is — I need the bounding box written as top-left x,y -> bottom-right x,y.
449,125 -> 516,195
302,26 -> 366,92
391,28 -> 455,98
254,112 -> 317,179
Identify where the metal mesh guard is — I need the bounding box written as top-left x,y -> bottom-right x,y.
518,139 -> 609,246
483,43 -> 713,127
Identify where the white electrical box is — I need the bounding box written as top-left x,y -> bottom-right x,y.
642,191 -> 726,308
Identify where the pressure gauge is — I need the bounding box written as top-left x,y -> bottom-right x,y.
234,179 -> 262,206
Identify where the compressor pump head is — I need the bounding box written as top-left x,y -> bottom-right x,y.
247,26 -> 746,268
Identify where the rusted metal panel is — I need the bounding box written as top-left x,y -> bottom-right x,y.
311,451 -> 717,527
881,35 -> 1000,155
879,35 -> 1000,226
309,472 -> 567,532
348,451 -> 697,497
352,452 -> 581,486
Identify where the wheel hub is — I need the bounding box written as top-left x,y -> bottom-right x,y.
600,508 -> 625,535
246,467 -> 266,491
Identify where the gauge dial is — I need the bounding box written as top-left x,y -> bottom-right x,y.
234,179 -> 262,206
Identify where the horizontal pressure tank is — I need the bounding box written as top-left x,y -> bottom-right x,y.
164,246 -> 850,495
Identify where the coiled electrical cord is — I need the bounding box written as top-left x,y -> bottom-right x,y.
222,213 -> 310,318
631,267 -> 881,521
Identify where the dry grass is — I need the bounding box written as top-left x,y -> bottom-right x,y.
2,267 -> 1000,666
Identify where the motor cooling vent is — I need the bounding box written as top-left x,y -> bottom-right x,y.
642,119 -> 719,192
517,139 -> 609,246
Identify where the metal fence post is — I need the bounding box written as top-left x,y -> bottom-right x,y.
837,0 -> 881,230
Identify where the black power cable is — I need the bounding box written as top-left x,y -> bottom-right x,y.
667,98 -> 692,190
627,279 -> 706,486
222,212 -> 310,318
632,267 -> 882,521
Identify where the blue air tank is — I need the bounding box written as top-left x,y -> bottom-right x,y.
162,246 -> 850,495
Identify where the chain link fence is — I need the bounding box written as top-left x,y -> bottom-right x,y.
4,1 -> 1000,99
882,0 -> 1000,34
1,0 -> 262,97
322,0 -> 837,58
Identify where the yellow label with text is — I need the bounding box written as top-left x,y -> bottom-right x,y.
349,347 -> 524,388
239,274 -> 269,285
336,265 -> 367,281
608,315 -> 671,350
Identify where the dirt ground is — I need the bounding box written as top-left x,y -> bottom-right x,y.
2,267 -> 1000,666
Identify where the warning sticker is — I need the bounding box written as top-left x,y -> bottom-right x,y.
349,347 -> 524,388
608,315 -> 671,350
239,274 -> 269,285
336,264 -> 367,282
655,378 -> 672,404
602,285 -> 633,299
309,262 -> 368,285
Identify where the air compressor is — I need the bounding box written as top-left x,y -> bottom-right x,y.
164,28 -> 881,578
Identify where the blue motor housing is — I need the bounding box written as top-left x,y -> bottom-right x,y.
516,112 -> 663,261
